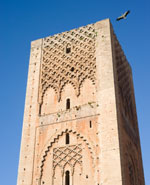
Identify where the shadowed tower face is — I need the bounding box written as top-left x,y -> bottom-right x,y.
17,19 -> 145,185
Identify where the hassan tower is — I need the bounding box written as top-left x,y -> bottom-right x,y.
17,19 -> 145,185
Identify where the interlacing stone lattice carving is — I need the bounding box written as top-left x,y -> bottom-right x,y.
53,144 -> 82,172
114,33 -> 134,121
125,142 -> 139,185
40,24 -> 96,102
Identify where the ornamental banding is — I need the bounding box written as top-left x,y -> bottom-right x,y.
40,24 -> 96,102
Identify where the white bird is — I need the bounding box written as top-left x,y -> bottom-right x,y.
116,10 -> 130,21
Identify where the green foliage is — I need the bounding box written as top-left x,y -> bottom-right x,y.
88,102 -> 94,108
57,113 -> 61,117
75,105 -> 81,111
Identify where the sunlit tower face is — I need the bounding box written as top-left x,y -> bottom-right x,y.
17,19 -> 145,185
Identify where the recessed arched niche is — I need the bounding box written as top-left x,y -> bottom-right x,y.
60,83 -> 76,110
39,131 -> 95,185
53,166 -> 62,185
73,163 -> 82,185
40,79 -> 96,115
78,79 -> 96,105
41,87 -> 59,115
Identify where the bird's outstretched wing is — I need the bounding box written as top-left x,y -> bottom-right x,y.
116,15 -> 124,21
116,10 -> 130,21
124,10 -> 130,17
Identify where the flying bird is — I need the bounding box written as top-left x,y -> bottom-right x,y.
116,10 -> 130,21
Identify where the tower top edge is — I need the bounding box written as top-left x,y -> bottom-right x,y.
30,18 -> 111,47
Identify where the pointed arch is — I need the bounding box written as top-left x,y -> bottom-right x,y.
73,162 -> 82,185
37,129 -> 96,179
40,87 -> 58,115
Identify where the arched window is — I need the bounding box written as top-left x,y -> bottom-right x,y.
89,120 -> 92,128
66,98 -> 70,110
66,133 -> 70,144
39,104 -> 42,115
65,171 -> 70,185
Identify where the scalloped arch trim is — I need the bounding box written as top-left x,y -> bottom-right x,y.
38,128 -> 96,178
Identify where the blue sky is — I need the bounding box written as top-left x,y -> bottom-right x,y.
0,0 -> 149,184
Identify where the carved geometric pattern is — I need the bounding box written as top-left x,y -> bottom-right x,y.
128,157 -> 136,185
53,144 -> 82,170
124,142 -> 139,185
39,129 -> 95,180
114,33 -> 135,123
40,24 -> 96,102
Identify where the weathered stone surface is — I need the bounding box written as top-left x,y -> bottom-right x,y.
17,19 -> 145,185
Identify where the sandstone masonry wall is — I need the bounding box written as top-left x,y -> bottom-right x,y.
17,19 -> 145,185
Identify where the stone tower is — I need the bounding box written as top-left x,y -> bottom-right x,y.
17,19 -> 145,185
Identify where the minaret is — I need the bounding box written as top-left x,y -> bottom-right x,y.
17,19 -> 145,185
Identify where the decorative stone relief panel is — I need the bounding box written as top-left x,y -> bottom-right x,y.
40,24 -> 96,102
40,79 -> 97,115
53,144 -> 82,176
114,33 -> 136,129
37,129 -> 96,185
124,141 -> 143,185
